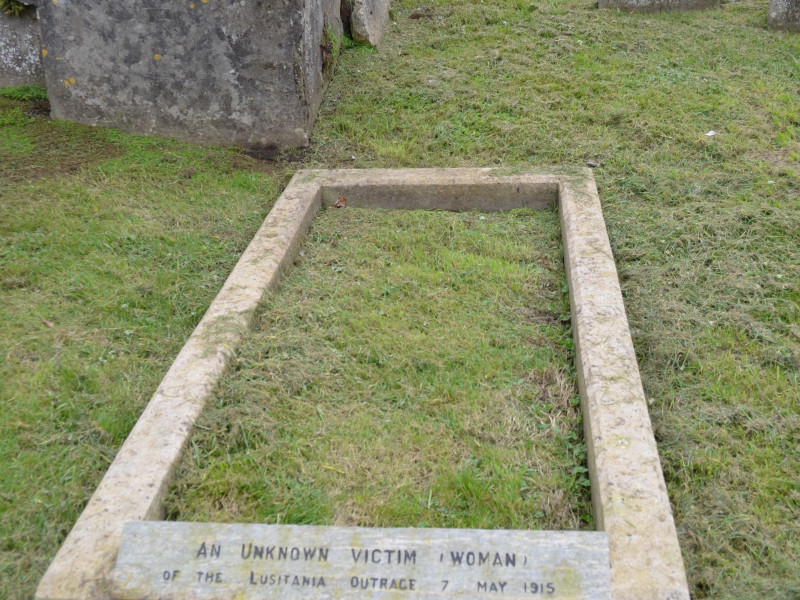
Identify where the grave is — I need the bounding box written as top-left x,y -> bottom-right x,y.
35,169 -> 690,600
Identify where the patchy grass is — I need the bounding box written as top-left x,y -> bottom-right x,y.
2,0 -> 799,598
0,106 -> 124,182
312,1 -> 800,596
0,111 -> 281,597
166,206 -> 589,531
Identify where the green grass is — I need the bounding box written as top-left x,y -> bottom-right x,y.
0,85 -> 47,102
0,105 -> 282,596
166,206 -> 589,531
2,0 -> 799,598
0,1 -> 30,18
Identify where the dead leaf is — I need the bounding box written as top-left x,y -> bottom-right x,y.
585,159 -> 600,168
334,196 -> 347,208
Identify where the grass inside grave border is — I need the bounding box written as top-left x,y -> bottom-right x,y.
164,205 -> 593,531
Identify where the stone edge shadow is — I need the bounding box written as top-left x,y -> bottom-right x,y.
35,168 -> 689,600
598,0 -> 718,11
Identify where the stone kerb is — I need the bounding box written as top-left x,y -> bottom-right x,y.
557,174 -> 689,599
35,176 -> 324,600
36,168 -> 690,600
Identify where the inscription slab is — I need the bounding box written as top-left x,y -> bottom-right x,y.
113,522 -> 610,600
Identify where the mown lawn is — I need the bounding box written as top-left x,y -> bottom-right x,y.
2,0 -> 799,598
166,206 -> 590,533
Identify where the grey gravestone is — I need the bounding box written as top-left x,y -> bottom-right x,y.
350,0 -> 390,46
113,522 -> 611,600
25,0 -> 342,149
769,0 -> 800,30
0,9 -> 44,87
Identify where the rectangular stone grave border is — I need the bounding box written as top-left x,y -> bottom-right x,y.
36,168 -> 690,600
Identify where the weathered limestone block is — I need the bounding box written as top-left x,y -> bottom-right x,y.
599,0 -> 718,11
114,523 -> 611,600
349,0 -> 390,46
27,0 -> 342,149
0,9 -> 44,87
769,0 -> 800,30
